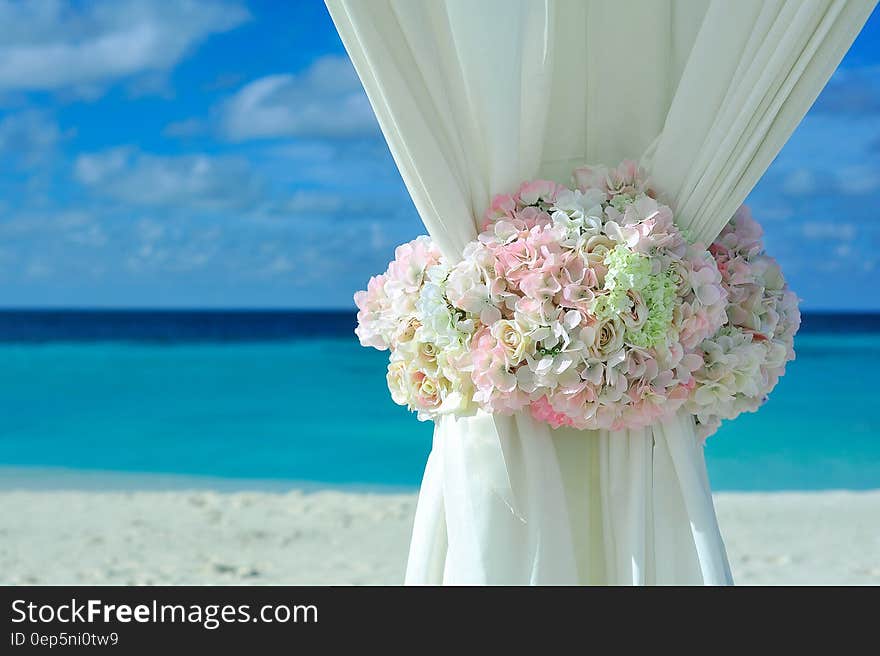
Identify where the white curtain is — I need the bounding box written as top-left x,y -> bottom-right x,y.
327,0 -> 875,584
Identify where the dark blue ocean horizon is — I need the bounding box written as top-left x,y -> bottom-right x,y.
0,308 -> 877,492
0,308 -> 878,342
0,309 -> 358,342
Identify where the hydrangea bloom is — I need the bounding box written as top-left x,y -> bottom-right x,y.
354,235 -> 441,350
355,163 -> 798,435
686,206 -> 800,439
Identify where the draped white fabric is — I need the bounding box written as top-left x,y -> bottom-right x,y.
326,0 -> 875,584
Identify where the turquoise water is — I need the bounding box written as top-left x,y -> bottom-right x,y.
0,333 -> 878,490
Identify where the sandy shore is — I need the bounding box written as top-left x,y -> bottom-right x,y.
1,484 -> 878,585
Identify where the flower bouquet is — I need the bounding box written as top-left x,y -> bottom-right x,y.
355,161 -> 799,438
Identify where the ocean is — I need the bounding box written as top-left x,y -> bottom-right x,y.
0,310 -> 878,491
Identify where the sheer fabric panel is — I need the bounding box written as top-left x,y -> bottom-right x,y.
326,0 -> 874,584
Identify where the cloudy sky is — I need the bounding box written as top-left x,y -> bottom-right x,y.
0,1 -> 878,310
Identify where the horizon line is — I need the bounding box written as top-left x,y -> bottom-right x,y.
0,307 -> 878,315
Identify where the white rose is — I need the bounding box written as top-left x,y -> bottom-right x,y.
490,319 -> 532,365
584,317 -> 625,361
416,375 -> 442,408
386,358 -> 412,406
414,340 -> 441,374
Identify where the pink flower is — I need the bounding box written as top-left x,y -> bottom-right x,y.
530,396 -> 576,429
572,165 -> 609,195
494,238 -> 540,283
516,180 -> 563,206
516,206 -> 553,229
573,160 -> 650,199
689,206 -> 799,439
713,205 -> 763,257
482,193 -> 518,229
385,236 -> 441,298
470,328 -> 530,414
519,269 -> 562,301
354,273 -> 391,349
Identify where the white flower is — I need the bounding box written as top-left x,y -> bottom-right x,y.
550,189 -> 605,246
687,330 -> 766,422
417,264 -> 474,350
516,350 -> 582,393
491,219 -> 522,244
490,319 -> 532,366
583,317 -> 625,361
386,356 -> 413,407
446,256 -> 502,325
513,296 -> 559,333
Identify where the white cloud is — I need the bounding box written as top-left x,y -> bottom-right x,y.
282,190 -> 344,214
74,147 -> 262,211
0,0 -> 248,93
771,162 -> 880,198
124,220 -> 221,273
163,118 -> 207,138
835,165 -> 880,195
25,258 -> 52,279
73,146 -> 133,185
261,255 -> 296,276
750,203 -> 793,222
781,168 -> 818,196
125,72 -> 174,99
770,114 -> 879,176
219,55 -> 378,141
0,110 -> 61,167
368,222 -> 387,251
135,218 -> 167,243
66,223 -> 108,247
801,222 -> 857,241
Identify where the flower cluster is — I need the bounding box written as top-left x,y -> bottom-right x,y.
685,207 -> 800,439
354,236 -> 476,421
355,162 -> 798,435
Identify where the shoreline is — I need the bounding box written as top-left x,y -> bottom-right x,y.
1,467 -> 878,585
0,466 -> 416,494
1,465 -> 876,495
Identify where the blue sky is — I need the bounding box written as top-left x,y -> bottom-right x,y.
0,1 -> 878,311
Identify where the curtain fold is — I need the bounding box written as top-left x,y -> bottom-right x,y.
327,0 -> 555,260
648,0 -> 876,244
326,0 -> 875,585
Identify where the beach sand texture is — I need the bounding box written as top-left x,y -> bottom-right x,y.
2,489 -> 878,585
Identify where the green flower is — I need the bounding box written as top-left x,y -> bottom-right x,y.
603,244 -> 653,291
626,271 -> 676,348
597,244 -> 676,348
609,194 -> 634,213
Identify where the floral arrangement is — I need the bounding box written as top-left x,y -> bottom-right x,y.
685,206 -> 800,438
355,161 -> 799,437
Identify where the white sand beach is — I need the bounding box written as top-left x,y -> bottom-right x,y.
1,473 -> 878,585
